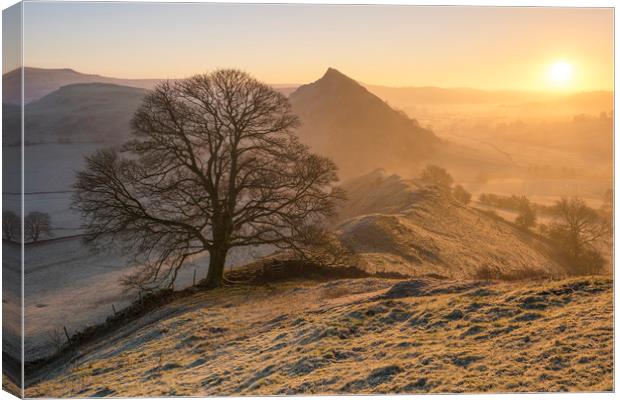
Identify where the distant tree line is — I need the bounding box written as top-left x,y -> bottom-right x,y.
526,164 -> 577,179
2,211 -> 53,243
478,193 -> 554,215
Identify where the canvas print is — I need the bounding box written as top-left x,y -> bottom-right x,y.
1,2 -> 614,397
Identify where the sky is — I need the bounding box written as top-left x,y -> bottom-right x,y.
6,2 -> 615,90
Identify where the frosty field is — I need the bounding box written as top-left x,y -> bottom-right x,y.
21,237 -> 271,361
26,275 -> 613,396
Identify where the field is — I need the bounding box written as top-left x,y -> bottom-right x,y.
21,237 -> 273,361
26,275 -> 613,396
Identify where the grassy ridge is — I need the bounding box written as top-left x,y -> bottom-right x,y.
27,275 -> 612,396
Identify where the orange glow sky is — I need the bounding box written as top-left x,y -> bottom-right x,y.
14,3 -> 614,91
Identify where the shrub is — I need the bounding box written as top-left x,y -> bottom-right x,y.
473,265 -> 550,281
419,165 -> 453,188
452,185 -> 472,205
515,202 -> 536,230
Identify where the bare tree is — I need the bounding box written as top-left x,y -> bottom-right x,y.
74,69 -> 343,290
515,198 -> 536,230
420,165 -> 453,188
2,211 -> 20,242
549,197 -> 609,275
24,211 -> 52,242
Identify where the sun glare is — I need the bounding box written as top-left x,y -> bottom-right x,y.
548,61 -> 573,84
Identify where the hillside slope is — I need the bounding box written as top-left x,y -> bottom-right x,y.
26,276 -> 613,396
335,170 -> 566,278
2,67 -> 297,105
290,69 -> 440,178
4,83 -> 146,145
2,67 -> 159,105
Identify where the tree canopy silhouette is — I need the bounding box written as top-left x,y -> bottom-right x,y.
549,197 -> 609,275
25,211 -> 52,242
74,69 -> 343,289
2,211 -> 20,242
420,165 -> 453,188
452,184 -> 471,205
515,198 -> 536,230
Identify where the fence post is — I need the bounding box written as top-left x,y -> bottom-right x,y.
63,326 -> 70,342
112,304 -> 117,315
193,269 -> 197,286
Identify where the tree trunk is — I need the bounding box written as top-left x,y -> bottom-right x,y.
204,247 -> 227,288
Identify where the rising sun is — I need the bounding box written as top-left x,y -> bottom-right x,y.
548,60 -> 573,84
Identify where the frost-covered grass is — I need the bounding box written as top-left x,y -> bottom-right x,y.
22,237 -> 272,361
27,275 -> 613,396
337,174 -> 568,278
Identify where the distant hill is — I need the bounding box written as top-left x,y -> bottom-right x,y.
366,84 -> 612,108
512,91 -> 613,116
271,84 -> 299,97
4,83 -> 146,145
365,85 -> 555,106
2,67 -> 298,105
6,66 -> 610,114
290,68 -> 441,178
2,67 -> 159,105
335,170 -> 566,278
365,84 -> 613,118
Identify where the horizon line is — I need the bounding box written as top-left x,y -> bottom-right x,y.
3,65 -> 614,93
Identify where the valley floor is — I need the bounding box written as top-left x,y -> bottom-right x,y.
27,275 -> 613,396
